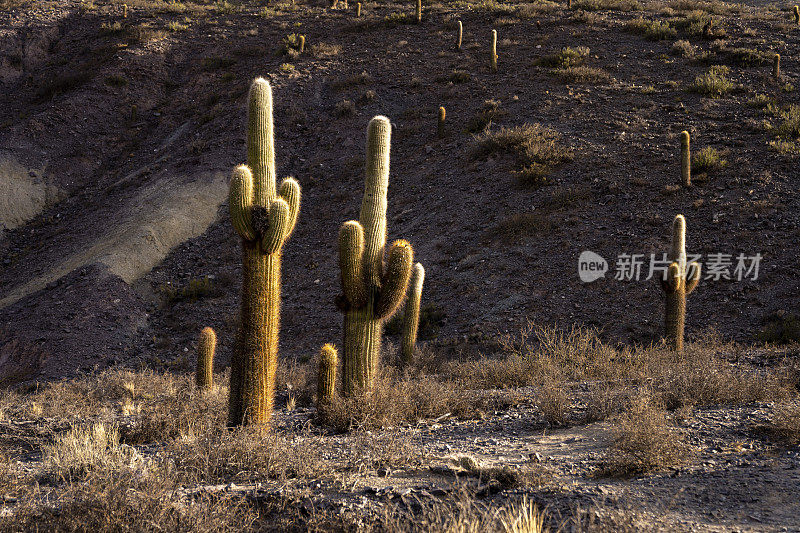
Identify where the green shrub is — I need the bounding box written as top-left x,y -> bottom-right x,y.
625,17 -> 677,40
689,65 -> 734,97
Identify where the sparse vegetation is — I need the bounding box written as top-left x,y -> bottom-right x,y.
689,65 -> 735,97
625,17 -> 677,40
471,123 -> 572,185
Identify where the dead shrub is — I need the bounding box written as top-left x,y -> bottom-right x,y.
598,394 -> 692,477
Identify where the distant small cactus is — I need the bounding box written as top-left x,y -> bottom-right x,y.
416,0 -> 422,23
299,35 -> 305,53
437,106 -> 446,138
659,215 -> 701,353
196,327 -> 216,390
401,263 -> 425,365
795,5 -> 799,24
773,53 -> 780,80
456,20 -> 463,51
317,344 -> 338,406
680,131 -> 691,187
122,3 -> 127,18
490,30 -> 498,72
356,2 -> 361,16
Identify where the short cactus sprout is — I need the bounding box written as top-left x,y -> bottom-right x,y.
317,344 -> 338,406
490,30 -> 498,72
795,5 -> 799,24
659,215 -> 701,353
773,53 -> 780,80
456,20 -> 463,51
416,0 -> 422,23
437,106 -> 446,138
196,327 -> 216,390
680,131 -> 691,187
356,2 -> 361,16
299,35 -> 305,54
122,3 -> 127,17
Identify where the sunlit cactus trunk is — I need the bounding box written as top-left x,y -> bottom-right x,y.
228,79 -> 301,427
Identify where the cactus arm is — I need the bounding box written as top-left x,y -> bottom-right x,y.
375,240 -> 414,319
229,165 -> 256,241
361,116 -> 391,287
261,198 -> 290,254
279,177 -> 301,238
685,262 -> 701,295
196,326 -> 216,390
339,220 -> 368,308
247,78 -> 276,206
401,262 -> 425,365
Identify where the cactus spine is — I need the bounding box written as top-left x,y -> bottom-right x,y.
680,131 -> 691,187
228,78 -> 301,427
437,106 -> 446,138
317,344 -> 338,405
659,215 -> 701,353
773,53 -> 780,79
456,20 -> 463,51
490,30 -> 498,72
401,263 -> 425,366
338,116 -> 414,395
196,327 -> 216,390
357,2 -> 361,16
416,0 -> 422,23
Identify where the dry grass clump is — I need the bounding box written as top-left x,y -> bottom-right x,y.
625,17 -> 677,40
317,369 -> 491,431
467,99 -> 506,133
692,146 -> 727,176
671,39 -> 695,57
450,324 -> 791,417
690,65 -> 735,96
471,124 -> 572,185
382,488 -> 546,532
762,402 -> 800,445
555,66 -> 611,84
774,104 -> 800,140
536,46 -> 590,68
570,0 -> 641,11
599,394 -> 692,477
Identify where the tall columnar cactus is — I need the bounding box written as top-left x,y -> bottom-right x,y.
680,131 -> 691,187
317,344 -> 338,406
437,106 -> 446,138
416,0 -> 422,23
337,116 -> 414,395
196,327 -> 216,390
456,20 -> 463,51
773,53 -> 781,79
401,263 -> 425,366
228,78 -> 301,427
490,30 -> 498,72
659,215 -> 701,353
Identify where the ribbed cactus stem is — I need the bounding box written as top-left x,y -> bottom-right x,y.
680,131 -> 690,187
196,327 -> 216,390
416,0 -> 422,22
456,20 -> 463,51
490,30 -> 498,72
660,214 -> 700,353
773,53 -> 780,79
317,344 -> 338,406
670,214 -> 687,276
401,263 -> 425,366
339,116 -> 414,395
228,78 -> 301,427
438,106 -> 446,138
357,2 -> 361,16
